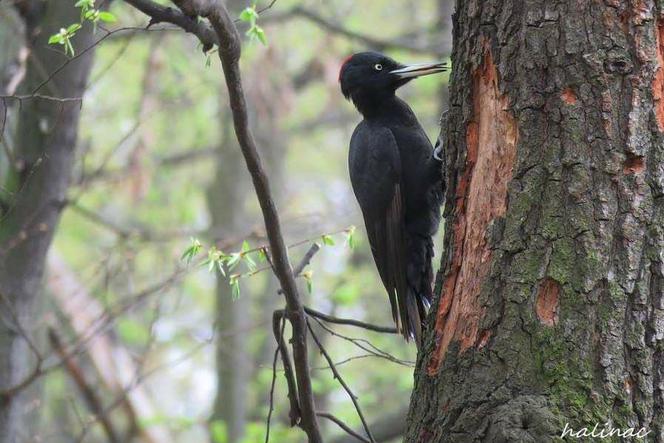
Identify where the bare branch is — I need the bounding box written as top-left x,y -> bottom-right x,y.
272,309 -> 300,426
293,242 -> 321,276
187,2 -> 322,440
264,311 -> 286,443
122,0 -> 217,50
304,307 -> 397,334
316,412 -> 371,443
311,316 -> 412,367
307,319 -> 375,442
0,94 -> 83,104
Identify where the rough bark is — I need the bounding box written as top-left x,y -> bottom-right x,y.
0,3 -> 97,442
407,1 -> 664,442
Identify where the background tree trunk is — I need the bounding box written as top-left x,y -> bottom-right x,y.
0,3 -> 97,442
207,108 -> 253,443
208,19 -> 288,439
408,0 -> 664,441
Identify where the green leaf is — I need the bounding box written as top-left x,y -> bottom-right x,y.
181,238 -> 202,263
98,11 -> 117,23
67,23 -> 82,33
302,270 -> 313,294
65,38 -> 75,56
345,225 -> 357,249
244,254 -> 256,272
254,26 -> 267,45
216,260 -> 226,277
321,234 -> 335,246
257,248 -> 267,262
241,240 -> 251,253
75,0 -> 94,9
206,247 -> 223,273
239,6 -> 258,24
48,34 -> 63,44
226,252 -> 241,270
229,274 -> 241,299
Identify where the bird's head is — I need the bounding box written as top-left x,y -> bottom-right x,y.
339,51 -> 447,114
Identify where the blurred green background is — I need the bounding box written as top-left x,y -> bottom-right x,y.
1,1 -> 451,441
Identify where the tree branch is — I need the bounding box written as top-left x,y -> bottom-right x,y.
139,0 -> 322,440
265,311 -> 286,443
304,307 -> 397,334
272,309 -> 300,426
307,319 -> 375,443
122,0 -> 217,50
317,412 -> 371,443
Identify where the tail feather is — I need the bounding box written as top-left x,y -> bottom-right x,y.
396,232 -> 435,347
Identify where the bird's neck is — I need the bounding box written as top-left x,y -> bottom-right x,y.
354,93 -> 413,121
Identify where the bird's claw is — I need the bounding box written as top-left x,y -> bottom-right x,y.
433,140 -> 443,161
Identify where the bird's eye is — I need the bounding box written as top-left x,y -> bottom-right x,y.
374,64 -> 383,71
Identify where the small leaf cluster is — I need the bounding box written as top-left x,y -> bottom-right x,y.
48,0 -> 117,56
181,238 -> 265,299
180,226 -> 357,299
319,225 -> 356,249
238,5 -> 267,45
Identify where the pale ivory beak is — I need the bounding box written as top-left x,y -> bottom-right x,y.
389,62 -> 447,79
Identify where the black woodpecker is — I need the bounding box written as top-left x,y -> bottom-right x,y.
339,51 -> 446,346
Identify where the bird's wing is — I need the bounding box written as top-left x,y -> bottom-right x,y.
349,126 -> 411,338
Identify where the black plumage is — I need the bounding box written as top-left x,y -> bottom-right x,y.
339,52 -> 446,345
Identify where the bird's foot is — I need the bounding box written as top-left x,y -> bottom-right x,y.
433,139 -> 443,161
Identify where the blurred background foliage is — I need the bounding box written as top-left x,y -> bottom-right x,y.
1,0 -> 451,441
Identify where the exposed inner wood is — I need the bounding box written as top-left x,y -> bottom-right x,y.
561,87 -> 578,105
427,51 -> 517,375
535,277 -> 560,327
623,153 -> 646,174
653,20 -> 664,131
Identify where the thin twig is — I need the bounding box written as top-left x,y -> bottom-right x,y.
272,309 -> 300,426
307,320 -> 375,443
31,27 -> 145,95
312,316 -> 412,366
316,412 -> 371,443
293,242 -> 320,276
304,307 -> 397,334
265,311 -> 286,443
0,94 -> 83,104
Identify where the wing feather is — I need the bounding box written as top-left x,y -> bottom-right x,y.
350,126 -> 416,341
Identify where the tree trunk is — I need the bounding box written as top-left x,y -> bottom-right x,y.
0,3 -> 97,442
407,1 -> 664,442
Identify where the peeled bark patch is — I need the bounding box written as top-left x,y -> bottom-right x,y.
623,153 -> 645,174
535,278 -> 560,327
653,20 -> 664,131
561,87 -> 577,105
428,52 -> 517,375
